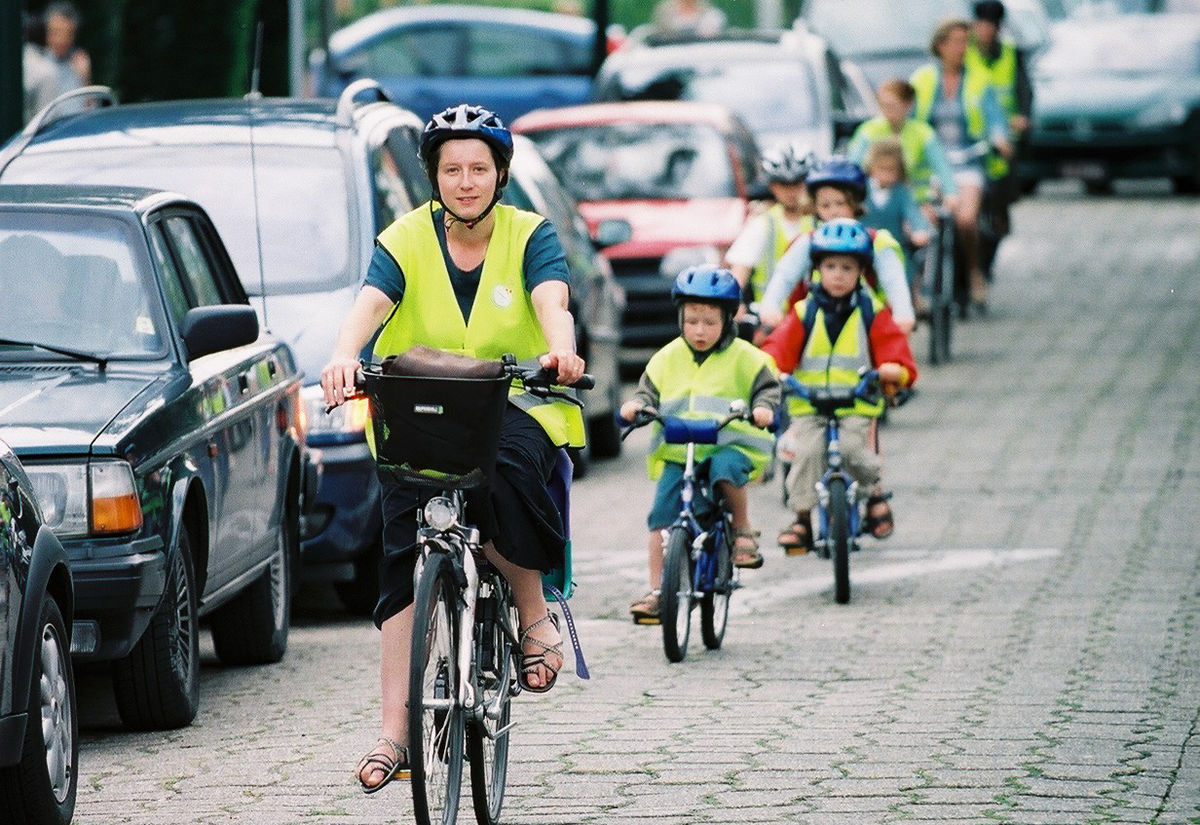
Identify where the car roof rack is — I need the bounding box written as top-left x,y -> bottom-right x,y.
0,86 -> 117,177
336,78 -> 392,126
22,85 -> 118,137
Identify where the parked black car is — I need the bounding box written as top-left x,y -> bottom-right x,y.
0,438 -> 76,825
0,82 -> 625,612
0,185 -> 305,731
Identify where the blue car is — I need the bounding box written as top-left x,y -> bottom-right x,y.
310,4 -> 600,123
0,85 -> 433,614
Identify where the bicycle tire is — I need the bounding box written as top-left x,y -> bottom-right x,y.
700,515 -> 733,650
409,550 -> 465,825
660,526 -> 693,663
466,578 -> 515,825
829,477 -> 851,605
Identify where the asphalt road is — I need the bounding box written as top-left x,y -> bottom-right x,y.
72,182 -> 1200,825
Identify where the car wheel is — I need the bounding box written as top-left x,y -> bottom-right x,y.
335,537 -> 381,617
210,494 -> 295,665
1084,178 -> 1113,196
0,596 -> 78,825
1172,173 -> 1200,195
587,387 -> 622,460
112,529 -> 200,730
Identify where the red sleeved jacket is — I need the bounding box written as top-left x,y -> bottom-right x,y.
760,301 -> 918,387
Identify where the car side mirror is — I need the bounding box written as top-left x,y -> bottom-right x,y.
592,218 -> 632,250
181,305 -> 259,360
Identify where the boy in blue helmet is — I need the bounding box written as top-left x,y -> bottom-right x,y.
621,265 -> 780,623
762,219 -> 917,554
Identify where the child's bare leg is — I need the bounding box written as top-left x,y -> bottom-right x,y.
646,528 -> 664,590
715,480 -> 749,528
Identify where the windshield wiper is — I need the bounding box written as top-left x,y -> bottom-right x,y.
0,337 -> 109,369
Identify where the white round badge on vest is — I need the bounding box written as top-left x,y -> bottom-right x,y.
492,285 -> 514,308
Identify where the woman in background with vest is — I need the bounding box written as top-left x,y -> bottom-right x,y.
321,104 -> 586,794
910,18 -> 1013,314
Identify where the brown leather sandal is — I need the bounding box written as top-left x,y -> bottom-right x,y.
355,736 -> 409,794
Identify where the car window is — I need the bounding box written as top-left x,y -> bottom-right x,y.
357,25 -> 462,78
162,216 -> 224,307
0,213 -> 165,358
369,123 -> 431,228
525,122 -> 737,201
466,25 -> 588,77
1,142 -> 358,295
806,0 -> 965,57
1038,23 -> 1200,75
148,226 -> 190,328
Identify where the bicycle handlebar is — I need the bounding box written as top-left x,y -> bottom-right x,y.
619,402 -> 752,443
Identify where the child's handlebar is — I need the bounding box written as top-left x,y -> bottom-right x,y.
619,401 -> 752,443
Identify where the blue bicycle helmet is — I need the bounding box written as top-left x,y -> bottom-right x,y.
805,156 -> 868,203
671,265 -> 742,308
810,218 -> 874,267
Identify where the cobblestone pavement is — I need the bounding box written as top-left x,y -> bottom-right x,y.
71,185 -> 1199,825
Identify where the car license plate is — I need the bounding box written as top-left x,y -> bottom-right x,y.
1060,160 -> 1106,181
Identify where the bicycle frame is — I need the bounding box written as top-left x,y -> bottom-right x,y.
813,416 -> 863,556
671,439 -> 730,595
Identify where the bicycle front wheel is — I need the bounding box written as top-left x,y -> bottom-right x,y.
700,516 -> 734,650
661,526 -> 694,663
409,551 -> 465,825
466,579 -> 515,825
829,477 -> 851,605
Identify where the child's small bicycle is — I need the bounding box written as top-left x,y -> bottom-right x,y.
622,403 -> 751,663
780,370 -> 904,605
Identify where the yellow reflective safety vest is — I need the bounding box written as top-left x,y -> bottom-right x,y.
911,63 -> 1008,179
853,116 -> 941,203
966,40 -> 1018,118
371,202 -> 585,449
787,290 -> 886,419
644,337 -> 777,481
751,206 -> 813,305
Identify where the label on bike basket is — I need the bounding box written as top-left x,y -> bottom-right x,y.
412,404 -> 444,415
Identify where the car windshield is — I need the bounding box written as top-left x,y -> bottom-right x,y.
1037,25 -> 1200,76
806,0 -> 966,56
670,60 -> 820,132
524,122 -> 736,201
0,212 -> 165,358
4,144 -> 357,295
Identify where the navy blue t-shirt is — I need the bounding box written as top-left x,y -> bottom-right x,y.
365,207 -> 570,320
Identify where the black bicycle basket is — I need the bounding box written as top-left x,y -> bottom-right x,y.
363,361 -> 512,489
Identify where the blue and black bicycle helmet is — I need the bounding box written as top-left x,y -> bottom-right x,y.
805,156 -> 868,203
810,218 -> 874,267
418,104 -> 514,227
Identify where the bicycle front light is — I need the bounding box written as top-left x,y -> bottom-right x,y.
423,497 -> 458,532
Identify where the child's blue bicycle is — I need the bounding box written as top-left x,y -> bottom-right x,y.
780,370 -> 888,605
622,403 -> 751,663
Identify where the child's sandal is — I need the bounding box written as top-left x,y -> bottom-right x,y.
732,528 -> 763,569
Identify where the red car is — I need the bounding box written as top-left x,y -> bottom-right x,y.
512,101 -> 761,365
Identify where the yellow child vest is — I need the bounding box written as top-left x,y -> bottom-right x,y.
854,116 -> 940,203
788,291 -> 886,420
751,206 -> 813,305
910,63 -> 1008,179
644,337 -> 777,481
372,202 -> 585,449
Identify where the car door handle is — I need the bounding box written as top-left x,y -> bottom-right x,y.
238,372 -> 250,395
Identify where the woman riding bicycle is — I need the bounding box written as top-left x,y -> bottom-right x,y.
909,18 -> 1013,313
320,103 -> 586,794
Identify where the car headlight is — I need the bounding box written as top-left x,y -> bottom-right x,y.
1133,100 -> 1189,129
302,384 -> 369,443
659,245 -> 721,280
24,461 -> 143,538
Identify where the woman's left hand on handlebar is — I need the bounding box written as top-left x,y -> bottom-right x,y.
320,355 -> 361,409
540,349 -> 586,385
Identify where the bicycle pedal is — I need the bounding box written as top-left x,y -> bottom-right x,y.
632,615 -> 661,626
